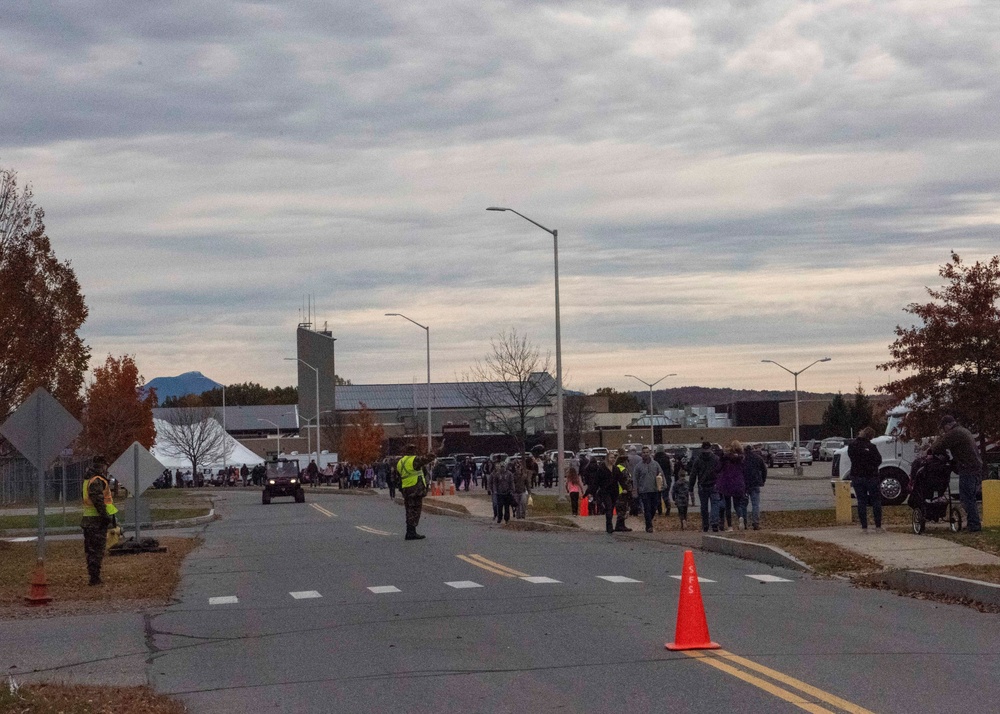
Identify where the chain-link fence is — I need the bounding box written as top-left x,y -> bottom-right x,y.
0,457 -> 92,506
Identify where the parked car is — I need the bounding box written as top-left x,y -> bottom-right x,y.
796,446 -> 813,465
819,438 -> 846,461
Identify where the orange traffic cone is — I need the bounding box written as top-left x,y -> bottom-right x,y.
449,483 -> 456,496
665,550 -> 719,651
25,560 -> 52,606
579,496 -> 589,516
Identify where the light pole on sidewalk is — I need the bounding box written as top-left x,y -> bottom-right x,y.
487,206 -> 565,486
385,313 -> 432,452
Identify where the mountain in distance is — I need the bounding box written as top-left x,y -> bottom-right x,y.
642,386 -> 838,408
145,371 -> 222,404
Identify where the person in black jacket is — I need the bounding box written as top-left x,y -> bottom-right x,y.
688,443 -> 721,532
848,427 -> 883,532
743,445 -> 768,530
593,457 -> 617,534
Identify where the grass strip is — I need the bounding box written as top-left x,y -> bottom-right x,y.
0,682 -> 186,714
728,532 -> 882,575
0,536 -> 200,607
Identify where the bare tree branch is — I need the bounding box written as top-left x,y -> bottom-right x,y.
156,406 -> 233,474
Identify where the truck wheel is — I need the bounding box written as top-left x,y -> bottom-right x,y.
878,468 -> 907,506
262,491 -> 271,505
295,488 -> 305,503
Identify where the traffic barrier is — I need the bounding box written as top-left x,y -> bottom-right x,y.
833,480 -> 853,525
25,560 -> 52,606
665,550 -> 719,651
579,496 -> 589,516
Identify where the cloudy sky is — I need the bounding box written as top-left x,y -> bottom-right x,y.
3,0 -> 997,396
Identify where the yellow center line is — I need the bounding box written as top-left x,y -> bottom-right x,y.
309,503 -> 335,518
713,650 -> 876,714
684,652 -> 836,714
467,554 -> 530,577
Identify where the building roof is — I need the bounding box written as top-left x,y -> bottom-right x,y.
334,372 -> 557,412
152,404 -> 299,431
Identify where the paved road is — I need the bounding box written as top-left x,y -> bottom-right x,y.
143,489 -> 999,713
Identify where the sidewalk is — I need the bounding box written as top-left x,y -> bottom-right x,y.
779,527 -> 1000,569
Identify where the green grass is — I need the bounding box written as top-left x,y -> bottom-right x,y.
526,494 -> 572,516
0,506 -> 211,531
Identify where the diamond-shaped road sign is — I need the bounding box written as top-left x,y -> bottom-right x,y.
109,442 -> 166,497
0,387 -> 82,470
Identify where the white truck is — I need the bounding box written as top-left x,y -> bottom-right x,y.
831,404 -> 921,505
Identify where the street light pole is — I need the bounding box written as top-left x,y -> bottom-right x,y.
625,374 -> 676,445
258,418 -> 281,457
221,383 -> 227,470
286,358 -> 322,465
487,207 -> 565,485
761,357 -> 832,475
385,314 -> 432,452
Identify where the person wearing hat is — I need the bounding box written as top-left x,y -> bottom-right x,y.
81,456 -> 118,585
396,441 -> 443,540
933,415 -> 984,532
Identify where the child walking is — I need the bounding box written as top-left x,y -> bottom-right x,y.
671,462 -> 690,530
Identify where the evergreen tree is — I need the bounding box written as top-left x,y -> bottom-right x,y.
822,393 -> 851,436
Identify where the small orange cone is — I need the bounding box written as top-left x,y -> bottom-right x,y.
449,483 -> 456,496
579,496 -> 589,516
665,550 -> 719,651
25,560 -> 52,606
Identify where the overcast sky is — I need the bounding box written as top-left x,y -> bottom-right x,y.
3,1 -> 997,396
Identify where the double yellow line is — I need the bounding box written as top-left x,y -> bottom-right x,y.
456,554 -> 529,578
685,649 -> 874,714
309,503 -> 335,518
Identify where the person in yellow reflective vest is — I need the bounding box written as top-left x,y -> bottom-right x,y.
612,450 -> 633,532
81,455 -> 118,585
395,441 -> 443,540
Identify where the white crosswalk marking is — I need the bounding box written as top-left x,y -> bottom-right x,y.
445,581 -> 483,589
290,590 -> 322,599
597,575 -> 641,583
368,585 -> 401,594
208,596 -> 239,605
670,575 -> 715,583
746,574 -> 792,583
520,576 -> 561,584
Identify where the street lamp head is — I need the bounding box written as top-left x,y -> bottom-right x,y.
761,360 -> 774,364
486,206 -> 508,212
820,357 -> 832,362
384,313 -> 399,317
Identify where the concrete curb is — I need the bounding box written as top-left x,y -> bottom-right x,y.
860,569 -> 1000,607
1,509 -> 216,537
701,535 -> 814,572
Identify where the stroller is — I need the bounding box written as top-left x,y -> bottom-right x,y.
907,453 -> 962,534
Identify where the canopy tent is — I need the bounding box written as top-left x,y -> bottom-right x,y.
151,417 -> 265,471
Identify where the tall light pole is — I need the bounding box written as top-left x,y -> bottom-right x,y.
487,206 -> 565,485
761,357 -> 832,475
385,313 -> 432,452
301,410 -> 332,463
285,358 -> 322,465
258,418 -> 281,457
221,383 -> 227,470
625,373 -> 676,445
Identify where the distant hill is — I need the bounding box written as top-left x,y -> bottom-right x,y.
640,386 -> 837,408
145,371 -> 221,404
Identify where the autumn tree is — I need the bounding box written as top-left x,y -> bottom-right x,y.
79,355 -> 156,461
459,328 -> 554,457
878,252 -> 1000,464
0,166 -> 89,425
340,402 -> 385,465
593,387 -> 644,413
156,406 -> 233,475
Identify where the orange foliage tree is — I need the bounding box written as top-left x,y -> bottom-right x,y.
0,166 -> 89,424
79,355 -> 157,461
340,402 -> 385,465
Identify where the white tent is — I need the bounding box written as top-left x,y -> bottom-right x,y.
151,417 -> 264,471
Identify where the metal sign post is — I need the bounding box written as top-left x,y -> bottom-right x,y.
0,388 -> 83,606
109,442 -> 167,542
